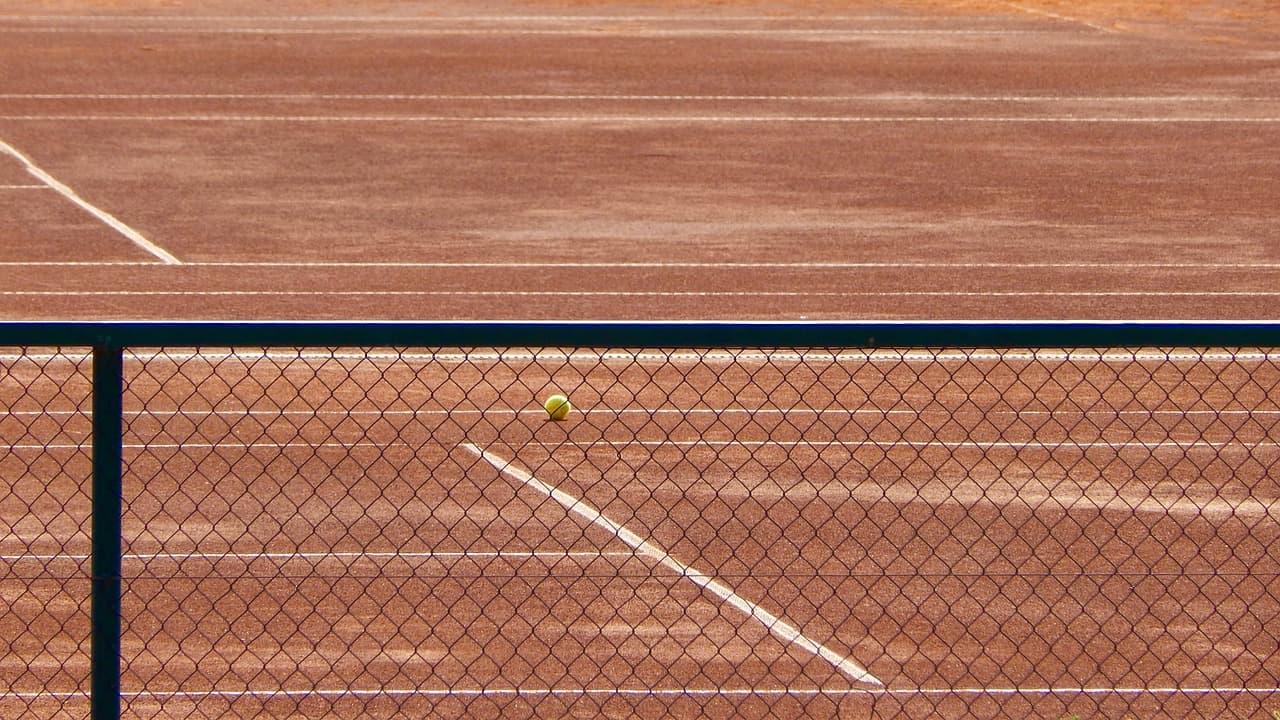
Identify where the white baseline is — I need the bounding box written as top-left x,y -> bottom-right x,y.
3,684 -> 1277,702
3,114 -> 1277,123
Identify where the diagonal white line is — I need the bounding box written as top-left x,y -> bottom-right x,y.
997,0 -> 1116,32
0,137 -> 180,264
461,442 -> 882,687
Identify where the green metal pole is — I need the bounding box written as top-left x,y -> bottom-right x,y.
91,343 -> 122,720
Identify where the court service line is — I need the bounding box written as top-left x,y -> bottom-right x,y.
8,93 -> 1274,103
462,441 -> 883,688
0,138 -> 180,265
3,685 -> 1278,701
520,441 -> 1280,521
0,184 -> 47,189
527,439 -> 1279,451
8,438 -> 1274,451
0,549 -> 637,563
9,408 -> 1276,419
4,290 -> 1280,297
0,15 -> 906,23
4,114 -> 1278,123
5,261 -> 1280,269
0,27 -> 1064,37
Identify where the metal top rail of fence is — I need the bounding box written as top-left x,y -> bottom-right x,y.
1,321 -> 1278,720
1,319 -> 1279,348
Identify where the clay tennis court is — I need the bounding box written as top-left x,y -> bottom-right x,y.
0,0 -> 1278,320
1,1 -> 1278,719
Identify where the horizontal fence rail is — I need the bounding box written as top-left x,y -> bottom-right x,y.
0,322 -> 1277,720
1,320 -> 1280,349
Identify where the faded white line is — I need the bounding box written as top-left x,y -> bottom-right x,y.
997,1 -> 1116,32
881,686 -> 1280,697
0,15 -> 928,24
0,184 -> 48,189
6,93 -> 1274,102
3,260 -> 1280,269
525,439 -> 1279,450
3,114 -> 1277,123
2,290 -> 1279,297
515,441 -> 1280,521
0,138 -> 180,264
3,685 -> 1277,701
9,438 -> 1275,451
0,27 -> 1062,37
463,442 -> 882,688
1,549 -> 635,563
7,408 -> 1276,418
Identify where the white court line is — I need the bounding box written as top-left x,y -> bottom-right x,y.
6,93 -> 1275,102
7,438 -> 1275,451
3,685 -> 1277,701
515,441 -> 1280,520
0,138 -> 180,265
0,549 -> 636,563
4,114 -> 1278,123
0,184 -> 47,189
523,439 -> 1279,450
7,408 -> 1276,418
998,0 -> 1116,33
0,27 -> 1063,36
4,290 -> 1280,297
4,261 -> 1280,269
463,442 -> 882,688
0,15 -> 905,23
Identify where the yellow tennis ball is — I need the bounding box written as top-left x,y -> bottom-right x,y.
543,394 -> 571,421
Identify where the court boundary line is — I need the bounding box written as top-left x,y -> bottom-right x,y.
5,438 -> 1275,451
3,685 -> 1277,700
4,114 -> 1277,123
461,441 -> 883,688
4,290 -> 1280,297
4,261 -> 1280,269
8,408 -> 1277,418
0,549 -> 638,563
7,93 -> 1275,102
0,27 -> 1067,37
528,439 -> 1280,451
0,138 -> 180,265
0,15 -> 909,23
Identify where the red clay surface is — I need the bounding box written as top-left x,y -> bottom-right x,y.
0,0 -> 1278,319
2,348 -> 1278,718
2,2 -> 1280,719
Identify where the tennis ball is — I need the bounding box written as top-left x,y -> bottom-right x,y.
543,394 -> 571,421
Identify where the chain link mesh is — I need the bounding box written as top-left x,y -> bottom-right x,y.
0,348 -> 93,719
4,343 -> 1279,718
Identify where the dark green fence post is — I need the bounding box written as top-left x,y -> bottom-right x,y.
91,343 -> 123,720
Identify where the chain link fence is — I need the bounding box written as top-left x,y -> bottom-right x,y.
1,324 -> 1278,719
